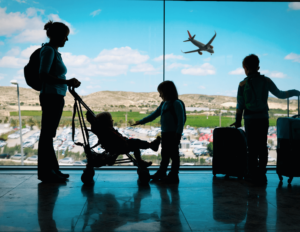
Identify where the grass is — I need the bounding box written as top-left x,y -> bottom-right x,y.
10,110 -> 278,127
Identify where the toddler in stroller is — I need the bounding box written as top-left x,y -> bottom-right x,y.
87,111 -> 161,168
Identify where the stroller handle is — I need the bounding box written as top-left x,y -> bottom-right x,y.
68,86 -> 95,117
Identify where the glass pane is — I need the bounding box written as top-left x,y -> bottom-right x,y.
0,0 -> 163,166
165,1 -> 300,165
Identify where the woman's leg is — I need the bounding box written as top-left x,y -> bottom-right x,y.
38,94 -> 64,179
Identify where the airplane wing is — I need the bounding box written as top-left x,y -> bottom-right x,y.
205,31 -> 217,47
181,49 -> 199,54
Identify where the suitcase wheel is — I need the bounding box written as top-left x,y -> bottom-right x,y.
238,176 -> 243,180
278,174 -> 283,182
288,177 -> 293,184
224,174 -> 229,180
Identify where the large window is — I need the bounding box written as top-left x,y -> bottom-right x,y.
0,1 -> 299,166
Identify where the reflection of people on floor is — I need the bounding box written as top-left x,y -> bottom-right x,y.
155,184 -> 183,231
38,182 -> 66,232
78,183 -> 158,231
276,184 -> 300,231
244,186 -> 268,232
212,178 -> 247,227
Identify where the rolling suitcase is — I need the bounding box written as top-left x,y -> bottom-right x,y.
213,127 -> 247,179
276,96 -> 300,184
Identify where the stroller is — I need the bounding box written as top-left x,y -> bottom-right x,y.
68,87 -> 151,184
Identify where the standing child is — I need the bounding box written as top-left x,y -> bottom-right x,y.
131,81 -> 185,184
231,54 -> 300,185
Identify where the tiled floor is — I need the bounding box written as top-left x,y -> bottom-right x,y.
1,170 -> 300,232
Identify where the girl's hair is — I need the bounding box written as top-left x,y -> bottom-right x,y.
44,20 -> 70,40
95,112 -> 112,128
157,80 -> 179,101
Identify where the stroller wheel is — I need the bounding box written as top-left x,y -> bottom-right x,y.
81,167 -> 95,185
137,168 -> 150,184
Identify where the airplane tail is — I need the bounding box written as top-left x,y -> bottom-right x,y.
185,30 -> 195,42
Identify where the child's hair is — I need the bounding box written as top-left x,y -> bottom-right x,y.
44,20 -> 70,40
243,54 -> 259,71
95,112 -> 112,128
157,80 -> 178,101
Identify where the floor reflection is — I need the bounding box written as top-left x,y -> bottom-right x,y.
276,184 -> 300,231
38,182 -> 67,232
212,177 -> 268,231
74,182 -> 159,231
154,183 -> 183,232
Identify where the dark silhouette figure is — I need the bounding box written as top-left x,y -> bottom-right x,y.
38,20 -> 81,182
87,111 -> 161,168
38,182 -> 66,232
131,81 -> 185,184
231,54 -> 300,184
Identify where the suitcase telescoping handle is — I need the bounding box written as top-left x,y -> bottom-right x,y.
287,95 -> 300,118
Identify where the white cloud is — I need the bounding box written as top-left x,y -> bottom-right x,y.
0,7 -> 75,43
260,70 -> 287,78
26,7 -> 44,17
87,85 -> 101,89
20,45 -> 40,58
166,63 -> 191,70
285,53 -> 300,63
229,68 -> 244,75
198,86 -> 205,89
203,57 -> 211,62
130,63 -> 155,73
6,47 -> 20,56
94,47 -> 149,64
130,81 -> 135,84
183,84 -> 188,86
153,53 -> 186,61
90,9 -> 101,17
0,41 -> 4,45
288,2 -> 300,10
0,56 -> 27,68
16,0 -> 26,3
269,72 -> 287,78
181,63 -> 216,76
61,52 -> 90,67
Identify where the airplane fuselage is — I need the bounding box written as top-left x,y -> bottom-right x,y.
191,39 -> 214,54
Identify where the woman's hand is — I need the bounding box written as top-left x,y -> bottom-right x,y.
67,78 -> 81,88
130,121 -> 140,126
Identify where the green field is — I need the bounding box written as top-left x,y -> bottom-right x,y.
10,110 -> 278,127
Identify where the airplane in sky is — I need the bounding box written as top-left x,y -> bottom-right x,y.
182,30 -> 216,55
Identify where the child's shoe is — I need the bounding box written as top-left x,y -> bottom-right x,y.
138,159 -> 152,168
162,172 -> 179,184
150,136 -> 161,152
150,170 -> 167,181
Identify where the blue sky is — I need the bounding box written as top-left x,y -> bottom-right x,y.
0,0 -> 299,97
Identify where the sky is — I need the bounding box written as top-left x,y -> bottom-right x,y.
0,0 -> 299,97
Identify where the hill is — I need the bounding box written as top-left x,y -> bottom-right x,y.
0,86 -> 297,112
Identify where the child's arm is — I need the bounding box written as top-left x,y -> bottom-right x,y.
267,78 -> 300,99
137,103 -> 162,125
231,83 -> 244,128
174,100 -> 184,135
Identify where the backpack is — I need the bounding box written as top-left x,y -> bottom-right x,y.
24,44 -> 55,91
160,99 -> 187,126
243,74 -> 269,112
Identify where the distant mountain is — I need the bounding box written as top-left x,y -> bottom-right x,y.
0,86 -> 297,111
